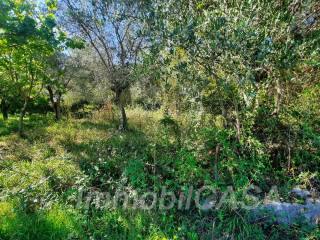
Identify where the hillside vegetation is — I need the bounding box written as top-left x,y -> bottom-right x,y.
0,0 -> 319,239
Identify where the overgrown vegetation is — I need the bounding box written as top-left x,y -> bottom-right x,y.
0,0 -> 319,239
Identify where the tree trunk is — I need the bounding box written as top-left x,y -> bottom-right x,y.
47,86 -> 62,121
2,109 -> 8,121
55,98 -> 62,121
19,99 -> 28,137
52,95 -> 62,121
1,99 -> 9,121
115,89 -> 128,131
119,102 -> 127,131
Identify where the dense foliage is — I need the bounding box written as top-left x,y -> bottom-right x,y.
0,0 -> 319,239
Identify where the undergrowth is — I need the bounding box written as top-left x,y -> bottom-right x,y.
0,110 -> 319,239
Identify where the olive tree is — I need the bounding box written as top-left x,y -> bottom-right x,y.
63,0 -> 146,131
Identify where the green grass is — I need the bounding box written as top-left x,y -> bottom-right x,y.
0,113 -> 184,239
0,111 -> 319,240
0,202 -> 83,240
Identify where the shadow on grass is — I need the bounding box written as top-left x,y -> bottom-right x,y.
60,127 -> 151,189
0,114 -> 55,137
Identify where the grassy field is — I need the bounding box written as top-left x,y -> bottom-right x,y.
0,110 -> 319,240
0,111 -> 199,240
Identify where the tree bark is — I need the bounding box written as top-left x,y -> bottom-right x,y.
1,99 -> 9,121
119,102 -> 127,131
115,89 -> 128,131
19,98 -> 28,137
55,98 -> 62,121
47,86 -> 62,121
